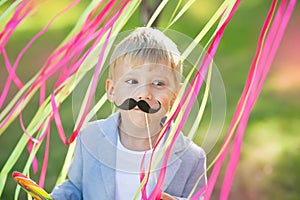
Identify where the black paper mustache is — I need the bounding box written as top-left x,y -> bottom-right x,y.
115,98 -> 161,114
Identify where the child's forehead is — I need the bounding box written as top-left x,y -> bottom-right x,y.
115,57 -> 177,74
124,57 -> 169,68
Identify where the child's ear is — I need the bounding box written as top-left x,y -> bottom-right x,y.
106,79 -> 114,102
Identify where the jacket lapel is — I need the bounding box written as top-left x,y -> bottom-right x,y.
100,164 -> 116,199
99,113 -> 119,199
147,132 -> 187,193
162,152 -> 182,191
82,113 -> 120,199
165,141 -> 186,190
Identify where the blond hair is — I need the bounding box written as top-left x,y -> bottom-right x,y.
109,27 -> 182,79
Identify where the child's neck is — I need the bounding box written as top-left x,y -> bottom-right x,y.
118,121 -> 160,151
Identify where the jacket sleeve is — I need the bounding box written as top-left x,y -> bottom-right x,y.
50,137 -> 83,200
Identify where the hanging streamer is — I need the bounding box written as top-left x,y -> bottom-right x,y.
204,1 -> 296,200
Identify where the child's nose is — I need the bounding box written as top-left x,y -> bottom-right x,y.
137,84 -> 152,100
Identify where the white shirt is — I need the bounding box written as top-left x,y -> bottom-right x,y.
115,134 -> 154,200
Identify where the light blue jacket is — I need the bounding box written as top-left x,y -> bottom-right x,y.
51,113 -> 206,200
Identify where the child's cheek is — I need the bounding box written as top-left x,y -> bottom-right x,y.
159,97 -> 172,113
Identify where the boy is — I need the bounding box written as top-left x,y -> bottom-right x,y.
51,27 -> 206,200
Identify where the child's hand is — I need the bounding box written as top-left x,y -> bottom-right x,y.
160,192 -> 177,200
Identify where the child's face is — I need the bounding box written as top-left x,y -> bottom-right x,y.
106,59 -> 181,128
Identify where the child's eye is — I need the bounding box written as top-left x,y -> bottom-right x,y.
153,80 -> 165,86
125,79 -> 138,84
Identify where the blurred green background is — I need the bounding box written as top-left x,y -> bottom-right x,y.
0,1 -> 299,199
